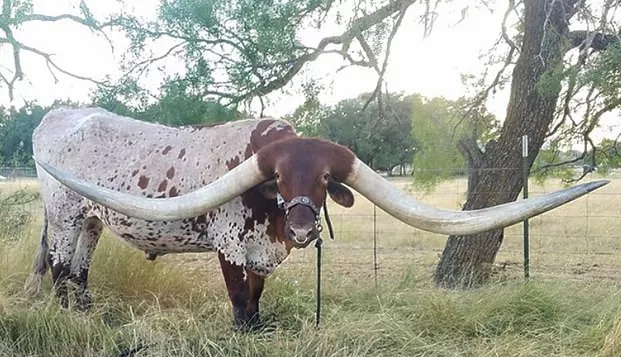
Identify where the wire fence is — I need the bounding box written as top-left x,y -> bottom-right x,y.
0,167 -> 36,179
3,165 -> 621,284
283,168 -> 621,284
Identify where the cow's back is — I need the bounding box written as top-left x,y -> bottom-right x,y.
34,107 -> 293,198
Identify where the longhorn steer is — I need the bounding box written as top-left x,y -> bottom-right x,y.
28,107 -> 607,328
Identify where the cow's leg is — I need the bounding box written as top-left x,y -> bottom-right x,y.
218,253 -> 251,328
24,208 -> 49,296
70,217 -> 103,310
246,270 -> 265,326
47,220 -> 83,308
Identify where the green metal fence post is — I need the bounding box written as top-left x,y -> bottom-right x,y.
522,135 -> 530,280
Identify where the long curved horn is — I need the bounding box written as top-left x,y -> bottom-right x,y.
35,156 -> 266,220
345,158 -> 608,235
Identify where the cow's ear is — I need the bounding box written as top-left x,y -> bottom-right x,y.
327,181 -> 354,207
257,179 -> 278,199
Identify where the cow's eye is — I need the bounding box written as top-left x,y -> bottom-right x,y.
322,173 -> 330,181
274,172 -> 280,180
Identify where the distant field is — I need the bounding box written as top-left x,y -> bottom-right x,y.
0,176 -> 620,356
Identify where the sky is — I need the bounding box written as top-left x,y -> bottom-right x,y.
1,0 -> 509,119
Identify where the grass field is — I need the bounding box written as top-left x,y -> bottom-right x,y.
1,177 -> 621,356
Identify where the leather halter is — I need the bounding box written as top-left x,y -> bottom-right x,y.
278,194 -> 319,215
277,193 -> 323,244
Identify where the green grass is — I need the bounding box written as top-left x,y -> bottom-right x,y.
1,179 -> 621,356
2,267 -> 621,356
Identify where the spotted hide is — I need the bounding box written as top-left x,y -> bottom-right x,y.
28,107 -> 300,327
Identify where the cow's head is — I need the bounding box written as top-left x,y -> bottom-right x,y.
36,136 -> 608,244
254,138 -> 356,247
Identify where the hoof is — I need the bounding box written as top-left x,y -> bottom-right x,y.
23,274 -> 43,296
234,314 -> 263,332
75,291 -> 93,311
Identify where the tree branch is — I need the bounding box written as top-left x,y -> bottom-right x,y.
0,1 -> 113,100
122,42 -> 187,79
458,44 -> 516,128
2,0 -> 11,18
501,0 -> 519,51
251,0 -> 417,100
457,134 -> 484,166
584,95 -> 621,137
568,30 -> 619,51
362,4 -> 408,110
421,0 -> 441,37
355,35 -> 380,72
22,13 -> 95,26
16,40 -> 109,86
0,21 -> 25,97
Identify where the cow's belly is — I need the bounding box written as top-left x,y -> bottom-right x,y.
89,202 -> 290,275
92,209 -> 289,275
105,217 -> 215,255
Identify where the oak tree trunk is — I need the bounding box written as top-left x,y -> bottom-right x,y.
433,0 -> 581,288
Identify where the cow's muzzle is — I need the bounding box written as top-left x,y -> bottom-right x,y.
278,194 -> 322,247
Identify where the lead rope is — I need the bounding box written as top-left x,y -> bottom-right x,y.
316,200 -> 335,329
315,235 -> 322,329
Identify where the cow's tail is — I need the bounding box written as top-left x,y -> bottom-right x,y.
24,207 -> 49,296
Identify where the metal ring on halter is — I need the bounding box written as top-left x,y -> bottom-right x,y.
294,234 -> 309,245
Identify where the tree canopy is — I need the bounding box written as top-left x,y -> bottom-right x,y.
286,92 -> 416,173
92,82 -> 242,126
411,96 -> 499,188
0,102 -> 59,166
95,0 -> 428,112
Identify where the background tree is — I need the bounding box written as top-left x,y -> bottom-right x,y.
434,0 -> 621,288
0,102 -> 57,166
411,96 -> 499,189
92,81 -> 241,126
287,92 -> 415,173
284,80 -> 325,137
593,138 -> 621,173
0,82 -> 242,169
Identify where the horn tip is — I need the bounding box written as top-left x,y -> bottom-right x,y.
583,179 -> 609,192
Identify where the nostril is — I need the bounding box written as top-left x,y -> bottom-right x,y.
288,226 -> 314,244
